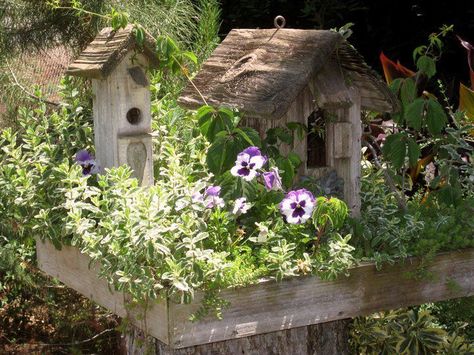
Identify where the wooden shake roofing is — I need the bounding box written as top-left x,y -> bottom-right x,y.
66,25 -> 158,79
179,28 -> 398,119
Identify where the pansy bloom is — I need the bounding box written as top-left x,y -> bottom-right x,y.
279,189 -> 315,224
75,150 -> 99,176
230,146 -> 267,181
232,197 -> 251,216
263,167 -> 282,191
195,185 -> 224,209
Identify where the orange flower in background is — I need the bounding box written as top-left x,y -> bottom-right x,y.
457,35 -> 474,90
379,52 -> 416,84
457,36 -> 474,122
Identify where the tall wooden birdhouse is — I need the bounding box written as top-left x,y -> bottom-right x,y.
67,25 -> 158,186
179,24 -> 398,215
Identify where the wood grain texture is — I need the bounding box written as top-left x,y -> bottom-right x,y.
155,320 -> 351,355
91,52 -> 154,177
335,43 -> 400,113
169,248 -> 474,348
326,88 -> 361,215
333,122 -> 352,159
118,133 -> 154,186
36,239 -> 474,349
36,238 -> 170,344
178,29 -> 397,119
67,25 -> 158,79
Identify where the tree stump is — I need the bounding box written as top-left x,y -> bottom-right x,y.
152,319 -> 351,355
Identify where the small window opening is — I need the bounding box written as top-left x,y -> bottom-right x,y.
126,107 -> 142,125
307,109 -> 327,168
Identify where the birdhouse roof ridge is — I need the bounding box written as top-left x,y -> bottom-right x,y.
179,28 -> 398,118
67,24 -> 158,79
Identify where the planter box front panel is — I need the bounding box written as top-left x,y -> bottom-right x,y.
36,239 -> 474,349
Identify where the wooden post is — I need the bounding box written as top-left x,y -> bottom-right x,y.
326,88 -> 362,216
154,320 -> 351,354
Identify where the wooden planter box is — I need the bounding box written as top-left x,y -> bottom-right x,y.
36,239 -> 474,349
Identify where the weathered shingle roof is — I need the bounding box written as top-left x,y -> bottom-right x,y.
67,25 -> 158,79
179,29 -> 398,119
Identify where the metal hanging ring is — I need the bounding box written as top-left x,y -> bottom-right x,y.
274,15 -> 286,29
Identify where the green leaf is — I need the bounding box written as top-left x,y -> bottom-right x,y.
400,78 -> 416,106
425,98 -> 447,135
416,55 -> 436,78
133,26 -> 145,46
201,108 -> 235,142
276,157 -> 295,188
196,105 -> 216,137
412,45 -> 427,62
206,136 -> 228,174
382,133 -> 407,170
273,127 -> 293,145
312,197 -> 349,229
389,78 -> 403,95
233,128 -> 254,146
182,51 -> 198,65
206,132 -> 249,176
287,152 -> 302,169
286,122 -> 307,141
405,98 -> 425,130
239,127 -> 261,147
406,137 -> 421,168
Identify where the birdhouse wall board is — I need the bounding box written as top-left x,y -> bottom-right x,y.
91,52 -> 153,185
117,134 -> 154,187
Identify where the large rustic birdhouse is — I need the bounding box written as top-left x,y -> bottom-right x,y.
67,25 -> 158,186
179,24 -> 398,214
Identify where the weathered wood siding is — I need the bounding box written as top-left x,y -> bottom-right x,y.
91,52 -> 154,185
36,239 -> 169,343
326,88 -> 362,215
36,239 -> 474,349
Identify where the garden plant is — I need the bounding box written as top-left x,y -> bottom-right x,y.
0,1 -> 473,353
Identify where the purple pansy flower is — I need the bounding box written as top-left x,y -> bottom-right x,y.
75,150 -> 99,176
194,185 -> 224,209
279,189 -> 315,224
192,186 -> 224,208
232,197 -> 251,216
263,168 -> 282,191
230,146 -> 267,181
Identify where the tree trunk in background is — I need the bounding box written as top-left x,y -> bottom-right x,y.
122,325 -> 156,355
152,319 -> 351,355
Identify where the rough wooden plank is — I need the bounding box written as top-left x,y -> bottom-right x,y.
92,52 -> 153,173
155,319 -> 351,354
36,238 -> 127,318
179,29 -> 397,118
333,122 -> 352,159
67,25 -> 158,79
169,248 -> 474,348
37,238 -> 474,349
336,43 -> 399,113
179,29 -> 342,120
326,88 -> 361,215
311,61 -> 352,109
118,133 -> 154,186
36,238 -> 170,344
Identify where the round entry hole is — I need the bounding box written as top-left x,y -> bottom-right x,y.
126,107 -> 142,125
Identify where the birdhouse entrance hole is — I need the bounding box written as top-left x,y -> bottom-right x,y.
306,109 -> 327,169
126,107 -> 142,125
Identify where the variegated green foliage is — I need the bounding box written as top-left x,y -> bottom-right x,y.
351,308 -> 474,354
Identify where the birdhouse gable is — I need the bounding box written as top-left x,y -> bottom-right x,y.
66,24 -> 158,80
179,28 -> 398,119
